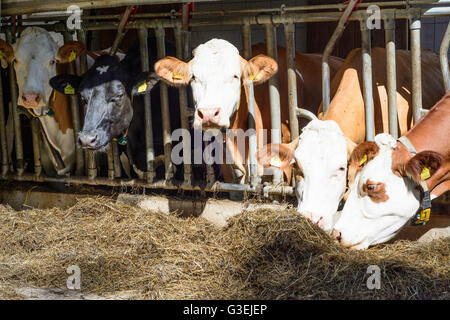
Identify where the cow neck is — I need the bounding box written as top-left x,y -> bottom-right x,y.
229,84 -> 248,131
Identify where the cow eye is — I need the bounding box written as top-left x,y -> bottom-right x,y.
233,75 -> 240,80
367,184 -> 377,191
49,59 -> 56,66
338,167 -> 346,172
109,94 -> 123,103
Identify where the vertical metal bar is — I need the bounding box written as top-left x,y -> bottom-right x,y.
155,26 -> 174,181
107,144 -> 115,179
242,23 -> 259,185
30,118 -> 42,176
361,18 -> 375,142
264,24 -> 282,185
0,73 -> 10,176
6,30 -> 24,176
174,26 -> 192,185
64,31 -> 85,175
77,29 -> 98,179
322,0 -> 360,112
112,142 -> 122,178
284,22 -> 300,140
439,22 -> 450,92
410,11 -> 423,124
384,12 -> 399,139
138,28 -> 156,183
109,6 -> 134,56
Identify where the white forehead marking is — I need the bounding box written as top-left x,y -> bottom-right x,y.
375,133 -> 397,150
96,65 -> 110,74
191,39 -> 240,77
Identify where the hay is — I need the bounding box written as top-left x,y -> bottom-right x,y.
0,197 -> 448,300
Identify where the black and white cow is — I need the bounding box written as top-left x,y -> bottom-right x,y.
49,37 -> 184,177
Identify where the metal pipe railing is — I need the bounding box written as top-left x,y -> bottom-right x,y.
0,68 -> 9,177
264,24 -> 282,185
284,22 -> 300,140
322,0 -> 360,113
440,22 -> 450,91
361,17 -> 375,142
384,11 -> 399,139
155,26 -> 174,182
410,9 -> 424,124
107,144 -> 115,179
30,118 -> 42,177
138,28 -> 156,183
6,30 -> 24,176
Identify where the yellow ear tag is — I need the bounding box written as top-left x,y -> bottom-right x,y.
421,166 -> 431,181
0,50 -> 3,59
52,90 -> 56,101
270,156 -> 282,168
68,50 -> 76,63
64,84 -> 75,95
137,82 -> 147,93
172,73 -> 183,80
359,154 -> 368,166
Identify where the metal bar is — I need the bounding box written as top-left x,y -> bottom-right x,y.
322,0 -> 360,112
6,30 -> 24,176
30,118 -> 42,176
109,6 -> 134,56
155,26 -> 174,181
361,18 -> 375,142
265,24 -> 282,185
242,23 -> 259,186
174,26 -> 192,186
0,68 -> 9,176
296,108 -> 318,121
64,31 -> 85,176
107,144 -> 115,179
284,22 -> 300,140
112,142 -> 122,178
77,29 -> 98,179
384,12 -> 399,138
410,10 -> 423,124
440,22 -> 450,91
138,28 -> 156,183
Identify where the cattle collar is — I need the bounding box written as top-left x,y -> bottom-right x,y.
25,90 -> 56,118
113,126 -> 129,145
398,136 -> 432,226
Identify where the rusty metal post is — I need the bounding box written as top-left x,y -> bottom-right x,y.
138,27 -> 156,182
107,144 -> 115,179
440,22 -> 450,91
6,30 -> 24,176
0,68 -> 9,176
264,23 -> 282,184
410,10 -> 423,124
384,11 -> 398,139
174,25 -> 192,185
284,22 -> 299,140
30,118 -> 42,176
64,31 -> 85,175
155,26 -> 174,181
360,18 -> 374,141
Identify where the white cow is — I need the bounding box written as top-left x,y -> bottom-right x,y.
0,27 -> 85,175
257,120 -> 354,232
333,134 -> 446,249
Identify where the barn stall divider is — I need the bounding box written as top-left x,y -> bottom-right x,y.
0,0 -> 450,201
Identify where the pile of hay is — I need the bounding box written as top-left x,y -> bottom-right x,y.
0,197 -> 448,299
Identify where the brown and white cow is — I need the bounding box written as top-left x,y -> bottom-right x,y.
332,91 -> 450,249
257,47 -> 445,232
0,27 -> 85,175
155,38 -> 343,184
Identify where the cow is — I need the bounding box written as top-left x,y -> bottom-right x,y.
155,39 -> 344,184
48,36 -> 181,178
0,27 -> 85,175
257,47 -> 445,232
332,91 -> 450,249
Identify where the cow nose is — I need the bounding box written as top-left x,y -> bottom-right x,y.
332,230 -> 342,242
78,132 -> 98,148
196,107 -> 221,127
21,92 -> 42,107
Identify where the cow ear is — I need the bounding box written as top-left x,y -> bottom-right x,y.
241,54 -> 278,85
0,39 -> 15,69
49,74 -> 81,95
257,137 -> 299,170
57,41 -> 86,64
347,141 -> 380,187
154,56 -> 191,86
131,72 -> 160,96
405,151 -> 443,185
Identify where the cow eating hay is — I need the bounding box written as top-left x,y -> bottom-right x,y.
0,197 -> 448,299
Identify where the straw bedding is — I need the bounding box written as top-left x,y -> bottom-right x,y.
0,197 -> 448,299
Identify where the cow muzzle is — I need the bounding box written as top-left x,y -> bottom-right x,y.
195,107 -> 223,129
20,91 -> 45,108
78,131 -> 100,149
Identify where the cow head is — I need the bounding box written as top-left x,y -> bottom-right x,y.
258,120 -> 355,232
0,27 -> 85,112
333,134 -> 443,249
50,54 -> 160,150
155,38 -> 277,130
